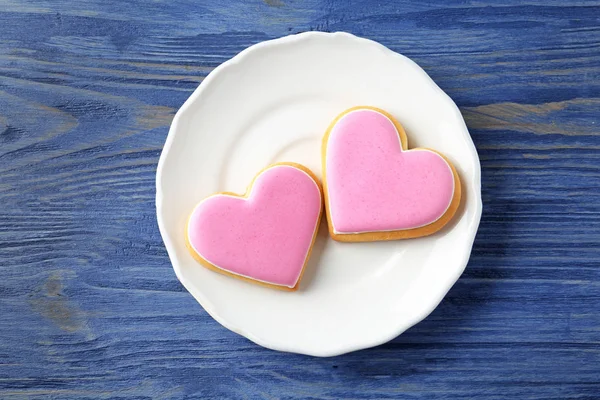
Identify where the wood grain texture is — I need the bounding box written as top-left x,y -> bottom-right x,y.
0,0 -> 599,398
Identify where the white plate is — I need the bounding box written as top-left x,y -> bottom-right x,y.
156,31 -> 482,357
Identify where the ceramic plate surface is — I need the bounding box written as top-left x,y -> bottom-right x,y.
156,31 -> 482,357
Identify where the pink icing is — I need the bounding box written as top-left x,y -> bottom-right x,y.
187,165 -> 321,288
326,109 -> 455,233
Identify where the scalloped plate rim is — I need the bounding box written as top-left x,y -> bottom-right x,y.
156,31 -> 482,357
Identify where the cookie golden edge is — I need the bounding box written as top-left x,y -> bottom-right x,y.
321,106 -> 462,243
185,162 -> 323,291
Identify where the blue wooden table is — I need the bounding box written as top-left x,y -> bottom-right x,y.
1,1 -> 599,398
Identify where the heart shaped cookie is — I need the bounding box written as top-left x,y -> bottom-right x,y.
322,106 -> 461,242
186,163 -> 323,290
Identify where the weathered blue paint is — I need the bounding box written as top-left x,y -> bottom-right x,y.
0,1 -> 599,398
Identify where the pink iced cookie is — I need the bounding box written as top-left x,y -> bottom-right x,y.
322,107 -> 461,242
186,163 -> 323,290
